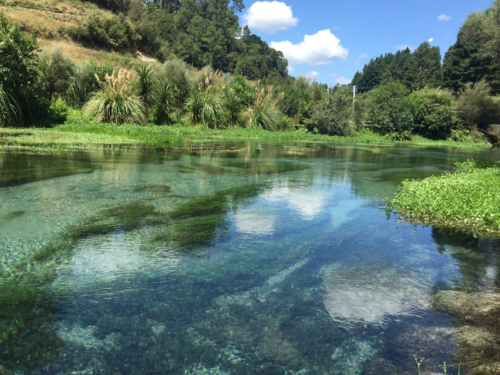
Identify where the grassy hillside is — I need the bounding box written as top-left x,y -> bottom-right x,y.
0,0 -> 143,66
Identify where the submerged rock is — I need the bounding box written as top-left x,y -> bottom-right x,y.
433,289 -> 500,374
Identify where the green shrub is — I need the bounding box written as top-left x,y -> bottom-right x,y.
152,79 -> 176,124
0,12 -> 41,121
369,80 -> 413,134
0,84 -> 22,127
39,47 -> 75,99
158,60 -> 192,108
247,87 -> 283,131
310,86 -> 356,136
409,87 -> 459,139
225,89 -> 243,127
388,160 -> 500,237
83,69 -> 147,125
456,80 -> 500,129
134,63 -> 155,105
63,15 -> 138,51
228,74 -> 253,106
184,86 -> 227,129
49,97 -> 70,124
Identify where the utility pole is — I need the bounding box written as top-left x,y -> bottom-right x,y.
351,85 -> 356,103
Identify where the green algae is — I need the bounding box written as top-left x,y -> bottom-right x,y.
176,166 -> 196,173
154,214 -> 227,249
0,275 -> 61,372
5,210 -> 25,220
134,184 -> 172,194
75,168 -> 94,174
222,161 -> 308,175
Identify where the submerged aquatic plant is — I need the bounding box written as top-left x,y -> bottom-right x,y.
83,69 -> 147,125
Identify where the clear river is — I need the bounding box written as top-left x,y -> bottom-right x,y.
1,140 -> 500,375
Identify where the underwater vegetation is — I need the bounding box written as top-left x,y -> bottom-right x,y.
4,210 -> 25,220
133,184 -> 172,194
176,166 -> 196,173
0,275 -> 62,372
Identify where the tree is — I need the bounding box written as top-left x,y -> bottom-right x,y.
0,12 -> 41,123
409,87 -> 459,139
39,47 -> 75,99
369,80 -> 413,133
404,42 -> 442,90
463,1 -> 500,61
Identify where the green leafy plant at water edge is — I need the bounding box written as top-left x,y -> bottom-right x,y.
83,69 -> 147,125
388,159 -> 500,238
0,85 -> 22,127
152,78 -> 176,124
247,87 -> 284,131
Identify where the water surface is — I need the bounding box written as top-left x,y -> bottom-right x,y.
1,142 -> 499,375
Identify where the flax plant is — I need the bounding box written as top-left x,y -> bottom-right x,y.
0,85 -> 22,127
247,86 -> 284,131
83,69 -> 146,125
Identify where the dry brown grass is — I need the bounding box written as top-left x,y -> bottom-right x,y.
0,0 -> 113,36
38,39 -> 141,67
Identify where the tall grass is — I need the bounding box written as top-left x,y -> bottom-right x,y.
247,87 -> 284,131
152,79 -> 176,124
0,85 -> 22,127
83,69 -> 146,125
185,86 -> 227,129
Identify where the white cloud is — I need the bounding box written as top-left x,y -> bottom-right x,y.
243,1 -> 298,34
358,53 -> 369,59
428,38 -> 434,42
437,14 -> 452,21
288,65 -> 295,74
395,44 -> 413,51
305,71 -> 319,80
332,75 -> 351,85
271,29 -> 348,66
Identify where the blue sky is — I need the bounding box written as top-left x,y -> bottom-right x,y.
239,0 -> 492,85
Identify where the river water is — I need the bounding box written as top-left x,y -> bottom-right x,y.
1,141 -> 499,374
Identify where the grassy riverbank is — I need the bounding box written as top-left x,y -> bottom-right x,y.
389,160 -> 500,238
0,121 -> 493,151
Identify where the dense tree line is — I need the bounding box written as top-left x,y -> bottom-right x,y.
60,0 -> 287,80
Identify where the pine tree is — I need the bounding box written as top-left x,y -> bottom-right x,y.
404,42 -> 442,90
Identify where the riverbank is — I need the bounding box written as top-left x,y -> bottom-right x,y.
0,122 -> 493,152
389,160 -> 500,238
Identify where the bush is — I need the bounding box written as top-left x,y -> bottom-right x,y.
49,97 -> 70,124
83,69 -> 147,125
310,86 -> 356,136
63,15 -> 138,51
369,80 -> 413,133
0,85 -> 22,127
225,89 -> 243,127
158,60 -> 192,108
134,63 -> 155,105
409,87 -> 459,139
228,74 -> 253,106
66,61 -> 113,107
39,47 -> 75,99
0,12 -> 40,120
152,79 -> 176,124
456,80 -> 500,129
247,87 -> 284,131
184,86 -> 227,129
388,160 -> 500,237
